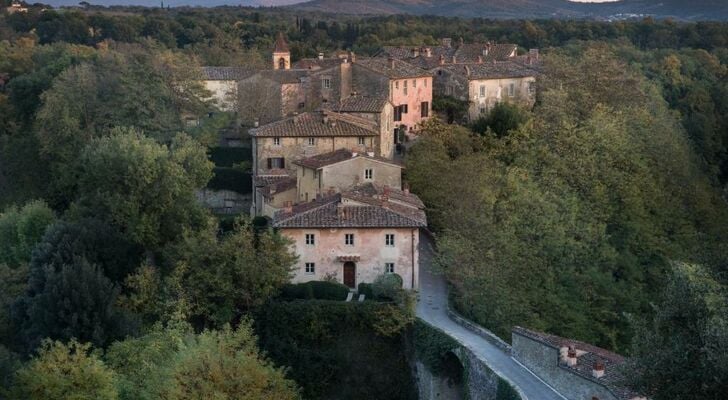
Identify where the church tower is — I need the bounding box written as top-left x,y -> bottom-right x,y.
272,32 -> 290,70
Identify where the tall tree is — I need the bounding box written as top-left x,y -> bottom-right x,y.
73,129 -> 213,250
11,339 -> 118,400
625,262 -> 728,400
0,200 -> 55,268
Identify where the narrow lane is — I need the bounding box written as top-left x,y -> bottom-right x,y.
416,233 -> 566,400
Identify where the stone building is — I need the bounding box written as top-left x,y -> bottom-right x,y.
512,327 -> 647,400
433,61 -> 538,121
380,38 -> 520,69
353,58 -> 433,136
6,1 -> 28,14
294,148 -> 403,203
272,184 -> 427,289
200,67 -> 255,112
272,32 -> 291,70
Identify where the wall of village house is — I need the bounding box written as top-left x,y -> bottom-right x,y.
284,227 -> 419,290
340,104 -> 395,159
295,157 -> 402,202
254,136 -> 380,175
467,77 -> 535,121
259,187 -> 297,218
389,76 -> 433,133
203,80 -> 238,112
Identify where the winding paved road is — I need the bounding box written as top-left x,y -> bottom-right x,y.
416,233 -> 566,400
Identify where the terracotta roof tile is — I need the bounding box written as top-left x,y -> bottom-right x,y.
250,111 -> 379,138
335,96 -> 390,113
294,149 -> 403,170
445,61 -> 539,80
273,184 -> 427,229
355,57 -> 432,79
258,176 -> 297,198
201,66 -> 256,81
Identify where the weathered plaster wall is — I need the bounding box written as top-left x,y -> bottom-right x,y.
196,188 -> 250,214
203,80 -> 238,111
295,157 -> 402,201
511,332 -> 619,400
254,136 -> 379,175
466,77 -> 535,121
389,76 -> 433,132
283,227 -> 420,289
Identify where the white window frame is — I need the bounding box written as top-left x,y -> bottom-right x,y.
308,137 -> 316,146
305,233 -> 315,246
480,85 -> 486,98
385,263 -> 395,273
385,234 -> 395,247
305,262 -> 315,274
273,137 -> 281,146
358,137 -> 366,145
508,83 -> 515,97
345,233 -> 354,246
322,78 -> 331,89
364,168 -> 373,180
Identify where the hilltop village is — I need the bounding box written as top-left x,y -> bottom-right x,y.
201,33 -> 540,290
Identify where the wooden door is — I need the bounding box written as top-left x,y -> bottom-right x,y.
343,262 -> 356,288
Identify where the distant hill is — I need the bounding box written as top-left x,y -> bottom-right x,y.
37,0 -> 728,20
291,0 -> 728,20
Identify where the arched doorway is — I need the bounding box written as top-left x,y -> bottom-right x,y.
343,262 -> 356,288
278,57 -> 286,70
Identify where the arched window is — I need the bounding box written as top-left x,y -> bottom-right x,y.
278,57 -> 286,69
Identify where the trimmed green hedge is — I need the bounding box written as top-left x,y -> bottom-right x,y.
254,301 -> 417,400
207,167 -> 252,194
279,281 -> 350,301
208,147 -> 251,167
357,283 -> 374,299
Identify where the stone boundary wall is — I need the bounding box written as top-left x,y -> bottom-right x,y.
447,308 -> 513,354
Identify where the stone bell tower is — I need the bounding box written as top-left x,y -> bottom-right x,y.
272,32 -> 290,70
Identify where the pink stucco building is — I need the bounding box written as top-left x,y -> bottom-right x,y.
273,184 -> 427,290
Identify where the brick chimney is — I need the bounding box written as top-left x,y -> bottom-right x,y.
477,55 -> 483,63
439,55 -> 445,65
388,57 -> 395,69
412,47 -> 419,57
318,52 -> 324,60
592,361 -> 605,379
349,51 -> 356,63
424,47 -> 432,57
284,201 -> 293,214
452,55 -> 457,64
337,203 -> 346,219
464,65 -> 471,76
529,48 -> 539,60
441,38 -> 452,48
566,347 -> 577,367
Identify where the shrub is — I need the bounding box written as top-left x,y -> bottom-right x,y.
279,281 -> 350,301
497,377 -> 522,400
208,147 -> 251,168
372,273 -> 404,301
357,283 -> 374,299
207,167 -> 252,194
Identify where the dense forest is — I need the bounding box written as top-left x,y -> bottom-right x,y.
1,3 -> 727,400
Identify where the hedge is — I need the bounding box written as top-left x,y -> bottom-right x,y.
497,377 -> 522,400
207,167 -> 252,194
279,281 -> 350,301
413,319 -> 461,375
208,147 -> 251,167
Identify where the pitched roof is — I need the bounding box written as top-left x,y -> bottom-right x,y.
381,42 -> 518,67
250,111 -> 379,138
293,57 -> 343,71
201,66 -> 256,81
273,32 -> 289,53
334,96 -> 390,113
445,61 -> 539,80
273,192 -> 427,229
294,149 -> 403,170
355,57 -> 432,79
255,69 -> 310,84
513,327 -> 642,400
254,173 -> 294,188
345,182 -> 424,210
258,176 -> 297,199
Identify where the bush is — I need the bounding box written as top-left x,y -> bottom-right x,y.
497,377 -> 522,400
372,273 -> 404,301
279,281 -> 350,301
208,147 -> 251,168
207,167 -> 252,194
357,283 -> 374,299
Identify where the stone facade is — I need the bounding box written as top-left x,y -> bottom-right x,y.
285,226 -> 420,289
295,153 -> 403,202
